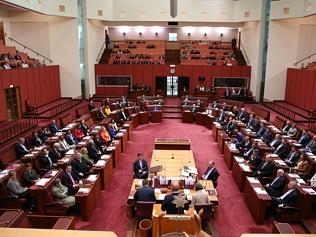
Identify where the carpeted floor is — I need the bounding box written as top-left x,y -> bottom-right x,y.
76,117 -> 278,237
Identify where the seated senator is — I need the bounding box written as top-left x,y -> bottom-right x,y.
161,180 -> 189,214
52,178 -> 76,207
61,165 -> 81,195
133,152 -> 148,179
271,181 -> 298,208
292,153 -> 310,177
15,137 -> 30,160
134,179 -> 156,202
23,163 -> 40,187
264,169 -> 286,197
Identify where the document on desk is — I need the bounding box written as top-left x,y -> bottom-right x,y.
187,194 -> 192,201
248,177 -> 260,184
36,178 -> 50,186
50,170 -> 58,176
254,187 -> 267,195
183,189 -> 191,195
240,164 -> 251,172
288,173 -> 300,178
95,160 -> 105,167
158,194 -> 166,200
87,175 -> 97,182
302,188 -> 316,195
154,188 -> 161,194
296,178 -> 306,184
235,156 -> 245,163
78,188 -> 90,194
101,155 -> 110,160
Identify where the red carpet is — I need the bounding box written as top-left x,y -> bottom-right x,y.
76,117 -> 278,237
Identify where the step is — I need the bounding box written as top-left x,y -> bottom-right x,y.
164,105 -> 181,109
163,108 -> 182,113
162,113 -> 182,119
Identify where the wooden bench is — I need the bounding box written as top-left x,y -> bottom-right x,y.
250,105 -> 270,121
219,99 -> 244,108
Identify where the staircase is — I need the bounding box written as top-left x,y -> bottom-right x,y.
165,49 -> 181,65
162,98 -> 182,119
99,48 -> 112,64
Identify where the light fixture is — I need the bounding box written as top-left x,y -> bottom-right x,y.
139,32 -> 142,36
188,33 -> 191,36
155,32 -> 158,36
204,33 -> 207,37
123,32 -> 126,36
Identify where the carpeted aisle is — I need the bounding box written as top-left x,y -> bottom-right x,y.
76,118 -> 274,237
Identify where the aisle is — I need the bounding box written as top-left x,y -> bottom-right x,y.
76,119 -> 273,237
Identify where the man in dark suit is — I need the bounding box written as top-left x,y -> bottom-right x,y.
161,180 -> 189,214
244,142 -> 259,160
86,139 -> 102,162
88,101 -> 95,111
284,146 -> 300,167
237,108 -> 248,123
118,108 -> 129,121
202,161 -> 220,187
271,181 -> 298,208
247,149 -> 262,171
71,151 -> 91,178
246,114 -> 256,130
48,119 -> 60,134
97,106 -> 106,119
30,131 -> 43,147
134,179 -> 156,202
15,138 -> 29,159
65,130 -> 78,146
261,129 -> 273,144
255,155 -> 276,180
39,148 -> 57,170
270,134 -> 282,150
282,120 -> 292,133
133,153 -> 148,179
23,163 -> 40,187
237,136 -> 252,154
265,169 -> 286,197
79,120 -> 89,136
226,119 -> 237,135
297,129 -> 310,147
274,139 -> 289,159
215,111 -> 225,123
61,165 -> 81,195
256,123 -> 267,138
49,143 -> 63,161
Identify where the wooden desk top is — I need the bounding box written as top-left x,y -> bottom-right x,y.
0,228 -> 118,237
154,138 -> 191,145
241,235 -> 316,237
151,150 -> 195,177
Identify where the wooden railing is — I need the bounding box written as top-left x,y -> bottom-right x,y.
0,119 -> 38,144
263,101 -> 297,121
308,121 -> 316,134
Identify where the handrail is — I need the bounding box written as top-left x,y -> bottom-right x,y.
294,52 -> 316,66
240,41 -> 250,66
96,42 -> 106,63
7,36 -> 53,64
263,101 -> 297,121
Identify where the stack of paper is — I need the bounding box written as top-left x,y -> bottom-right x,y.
66,149 -> 75,155
296,178 -> 306,184
95,160 -> 106,167
248,177 -> 260,184
154,188 -> 161,194
288,173 -> 300,178
78,188 -> 90,194
240,164 -> 251,172
186,194 -> 192,201
235,156 -> 244,163
87,175 -> 97,182
94,126 -> 101,129
183,189 -> 191,195
36,178 -> 50,186
50,170 -> 58,176
101,155 -> 110,160
254,187 -> 267,195
158,194 -> 166,200
302,188 -> 316,195
61,157 -> 70,163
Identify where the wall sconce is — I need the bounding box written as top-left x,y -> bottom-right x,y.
188,33 -> 191,36
220,33 -> 224,38
139,32 -> 142,36
204,33 -> 207,37
155,32 -> 158,36
123,32 -> 126,36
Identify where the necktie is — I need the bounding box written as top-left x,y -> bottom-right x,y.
47,156 -> 52,167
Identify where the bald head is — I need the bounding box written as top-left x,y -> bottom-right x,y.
208,161 -> 215,168
276,169 -> 284,177
171,180 -> 180,192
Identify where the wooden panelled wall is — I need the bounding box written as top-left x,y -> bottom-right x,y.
95,64 -> 252,95
0,65 -> 61,121
285,68 -> 316,111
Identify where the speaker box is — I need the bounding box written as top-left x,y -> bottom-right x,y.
170,0 -> 178,18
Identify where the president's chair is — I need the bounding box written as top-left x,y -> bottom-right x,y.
135,201 -> 155,220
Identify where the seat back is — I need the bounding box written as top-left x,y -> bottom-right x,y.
194,204 -> 213,221
136,201 -> 155,219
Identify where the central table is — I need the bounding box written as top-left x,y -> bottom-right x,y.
154,139 -> 191,150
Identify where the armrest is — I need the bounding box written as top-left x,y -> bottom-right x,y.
278,205 -> 301,212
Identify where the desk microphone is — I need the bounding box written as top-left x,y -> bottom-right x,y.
171,153 -> 175,159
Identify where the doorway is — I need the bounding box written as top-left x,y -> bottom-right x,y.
0,21 -> 5,44
155,76 -> 190,97
4,87 -> 22,121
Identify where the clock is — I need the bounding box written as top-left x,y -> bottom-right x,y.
170,68 -> 175,74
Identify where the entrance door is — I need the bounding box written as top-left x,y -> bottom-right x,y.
0,21 -> 5,45
166,76 -> 178,96
4,87 -> 22,121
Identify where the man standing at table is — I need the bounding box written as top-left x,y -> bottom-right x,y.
134,179 -> 156,202
202,161 -> 220,188
133,152 -> 148,179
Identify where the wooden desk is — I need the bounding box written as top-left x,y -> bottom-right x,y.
244,177 -> 271,224
123,123 -> 132,140
232,156 -> 252,192
223,141 -> 240,170
139,111 -> 149,125
0,228 -> 118,237
105,140 -> 121,168
272,222 -> 295,233
21,146 -> 48,171
195,112 -> 206,126
205,115 -> 214,129
217,131 -> 230,154
130,113 -> 140,128
116,129 -> 128,153
182,111 -> 194,123
75,174 -> 101,221
212,122 -> 222,141
151,111 -> 163,123
93,154 -> 113,190
151,150 -> 195,177
154,138 -> 191,150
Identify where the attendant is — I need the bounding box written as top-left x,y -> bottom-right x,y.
134,179 -> 156,202
191,182 -> 209,207
274,139 -> 289,159
81,147 -> 94,165
271,181 -> 298,208
30,131 -> 43,147
202,161 -> 220,188
71,151 -> 91,178
65,129 -> 78,146
48,120 -> 60,134
52,178 -> 76,207
118,108 -> 128,121
99,127 -> 111,143
133,153 -> 148,179
59,135 -> 72,152
86,139 -> 102,162
256,123 -> 266,138
297,129 -> 310,147
305,135 -> 316,154
191,104 -> 198,114
23,163 -> 40,187
265,169 -> 286,197
161,180 -> 189,214
15,138 -> 29,159
49,143 -> 63,160
7,171 -> 34,209
287,123 -> 298,138
104,105 -> 112,117
38,127 -> 49,142
282,121 -> 292,133
88,101 -> 95,111
237,108 -> 248,122
292,154 -> 310,176
40,148 -> 57,170
284,146 -> 300,167
255,155 -> 276,180
270,134 -> 282,150
79,120 -> 89,136
73,123 -> 85,140
61,165 -> 81,195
